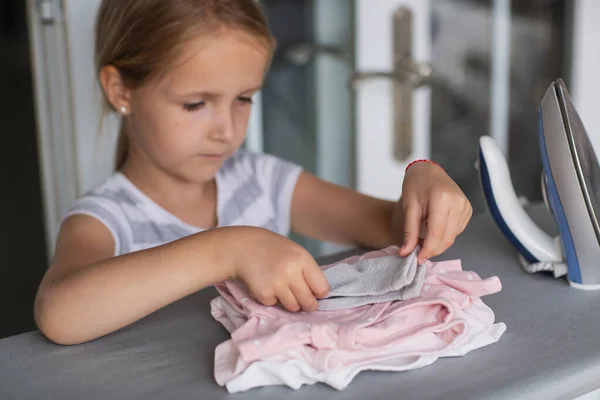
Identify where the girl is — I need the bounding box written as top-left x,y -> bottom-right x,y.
35,0 -> 473,345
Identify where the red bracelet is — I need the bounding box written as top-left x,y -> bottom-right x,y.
405,159 -> 441,173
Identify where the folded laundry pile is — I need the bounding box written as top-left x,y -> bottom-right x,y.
210,246 -> 506,393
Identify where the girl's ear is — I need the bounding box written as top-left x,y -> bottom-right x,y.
99,65 -> 132,115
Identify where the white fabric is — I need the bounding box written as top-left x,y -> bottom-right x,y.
517,236 -> 568,278
222,325 -> 506,392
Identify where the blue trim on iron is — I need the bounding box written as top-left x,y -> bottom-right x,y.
537,109 -> 582,284
479,148 -> 538,264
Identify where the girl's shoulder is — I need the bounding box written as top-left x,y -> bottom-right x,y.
60,172 -> 159,256
72,172 -> 142,210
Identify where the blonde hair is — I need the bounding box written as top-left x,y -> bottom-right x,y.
94,0 -> 275,170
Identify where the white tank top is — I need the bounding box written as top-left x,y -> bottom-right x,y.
60,150 -> 303,256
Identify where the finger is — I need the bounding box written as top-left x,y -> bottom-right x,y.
418,206 -> 450,263
458,201 -> 473,233
290,278 -> 318,312
399,202 -> 422,256
303,264 -> 330,299
418,219 -> 429,239
437,208 -> 461,254
456,205 -> 469,235
276,287 -> 301,312
250,288 -> 277,307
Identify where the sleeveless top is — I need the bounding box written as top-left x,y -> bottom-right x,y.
60,150 -> 303,256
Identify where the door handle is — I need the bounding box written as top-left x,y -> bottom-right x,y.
348,61 -> 432,88
349,6 -> 431,163
281,42 -> 350,66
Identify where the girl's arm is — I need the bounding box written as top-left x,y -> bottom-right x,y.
35,215 -> 235,345
290,172 -> 397,250
291,163 -> 472,261
35,215 -> 328,345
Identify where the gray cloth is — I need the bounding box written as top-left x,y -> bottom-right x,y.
3,205 -> 600,400
317,248 -> 426,310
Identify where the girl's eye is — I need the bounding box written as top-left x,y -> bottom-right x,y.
237,96 -> 253,104
183,101 -> 205,112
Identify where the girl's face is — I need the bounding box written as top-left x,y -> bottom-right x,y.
126,28 -> 270,183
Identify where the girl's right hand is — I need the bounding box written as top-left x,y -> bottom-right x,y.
228,227 -> 330,312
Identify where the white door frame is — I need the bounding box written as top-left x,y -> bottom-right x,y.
27,0 -> 80,256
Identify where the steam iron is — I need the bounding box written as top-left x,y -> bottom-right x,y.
478,78 -> 600,289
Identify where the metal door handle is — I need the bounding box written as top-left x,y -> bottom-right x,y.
349,61 -> 432,88
282,42 -> 350,66
349,6 -> 431,162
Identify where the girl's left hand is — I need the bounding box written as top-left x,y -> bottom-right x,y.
393,161 -> 473,264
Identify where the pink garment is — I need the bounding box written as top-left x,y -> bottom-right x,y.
211,296 -> 506,392
211,246 -> 504,390
215,257 -> 500,364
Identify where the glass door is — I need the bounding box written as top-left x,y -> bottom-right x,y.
352,0 -> 571,211
259,0 -> 355,255
260,0 -> 581,255
428,0 -> 570,212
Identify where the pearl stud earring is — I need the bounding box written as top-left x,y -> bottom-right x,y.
120,106 -> 127,114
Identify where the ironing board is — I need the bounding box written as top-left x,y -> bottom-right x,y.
1,204 -> 600,400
